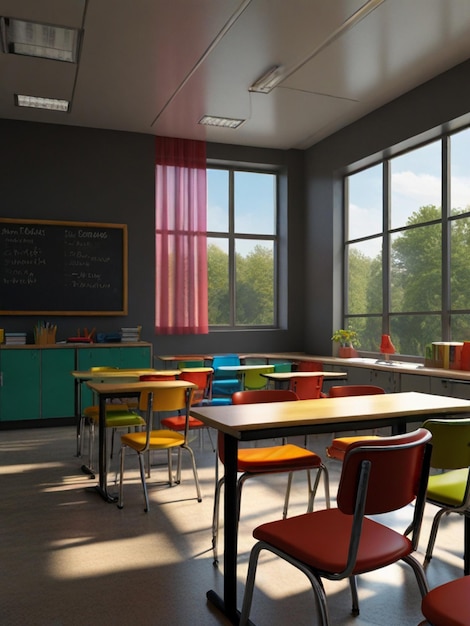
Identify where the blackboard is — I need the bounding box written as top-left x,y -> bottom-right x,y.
0,218 -> 128,315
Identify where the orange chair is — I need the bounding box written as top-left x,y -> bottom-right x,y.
160,367 -> 215,449
295,361 -> 323,372
420,576 -> 470,626
239,429 -> 432,625
326,385 -> 385,461
212,389 -> 330,564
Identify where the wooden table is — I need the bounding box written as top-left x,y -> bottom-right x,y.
191,391 -> 470,624
261,370 -> 347,389
84,379 -> 195,502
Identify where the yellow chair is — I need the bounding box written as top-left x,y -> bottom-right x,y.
117,382 -> 202,511
420,418 -> 470,567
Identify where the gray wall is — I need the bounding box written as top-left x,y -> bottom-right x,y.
0,121 -> 306,356
304,57 -> 470,356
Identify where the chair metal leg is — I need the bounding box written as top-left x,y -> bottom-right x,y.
167,449 -> 174,485
118,445 -> 126,509
307,465 -> 330,512
138,451 -> 150,512
212,476 -> 224,565
349,575 -> 359,616
424,507 -> 449,564
182,444 -> 202,502
239,541 -> 331,626
282,472 -> 295,518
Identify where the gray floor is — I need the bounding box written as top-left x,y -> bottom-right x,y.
0,425 -> 464,625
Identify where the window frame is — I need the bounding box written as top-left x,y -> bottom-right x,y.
343,125 -> 470,358
207,164 -> 280,330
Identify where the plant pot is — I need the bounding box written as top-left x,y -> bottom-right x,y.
338,346 -> 358,358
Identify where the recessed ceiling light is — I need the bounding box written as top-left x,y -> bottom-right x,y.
15,94 -> 69,112
0,17 -> 81,62
199,115 -> 245,129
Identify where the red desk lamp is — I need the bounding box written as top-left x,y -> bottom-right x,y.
380,334 -> 396,363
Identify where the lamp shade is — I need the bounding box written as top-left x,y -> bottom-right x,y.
380,334 -> 396,355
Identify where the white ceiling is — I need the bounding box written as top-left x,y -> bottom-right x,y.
1,0 -> 470,150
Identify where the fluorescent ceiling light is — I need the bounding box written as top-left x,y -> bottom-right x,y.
1,17 -> 81,62
15,95 -> 69,112
199,115 -> 245,129
249,66 -> 283,94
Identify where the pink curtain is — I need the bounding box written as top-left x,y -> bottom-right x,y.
155,136 -> 208,334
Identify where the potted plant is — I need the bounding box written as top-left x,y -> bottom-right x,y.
331,328 -> 360,358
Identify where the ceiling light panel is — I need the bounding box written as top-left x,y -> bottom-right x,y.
15,95 -> 70,112
1,17 -> 81,62
199,115 -> 245,129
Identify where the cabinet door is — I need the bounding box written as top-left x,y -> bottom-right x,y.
400,373 -> 431,393
41,349 -> 75,419
430,377 -> 470,399
0,349 -> 40,421
117,346 -> 152,368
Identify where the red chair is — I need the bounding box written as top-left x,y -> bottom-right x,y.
420,576 -> 470,626
289,374 -> 324,400
160,368 -> 215,449
326,385 -> 385,461
239,428 -> 432,625
212,389 -> 330,564
295,361 -> 323,372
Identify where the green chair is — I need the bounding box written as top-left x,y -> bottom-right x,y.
421,418 -> 470,567
243,365 -> 274,390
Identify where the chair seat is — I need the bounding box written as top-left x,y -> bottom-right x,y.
427,468 -> 469,506
326,435 -> 381,461
121,429 -> 185,452
160,415 -> 205,431
422,576 -> 470,626
253,508 -> 413,574
237,444 -> 323,473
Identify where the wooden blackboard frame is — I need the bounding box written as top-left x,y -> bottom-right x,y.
0,218 -> 128,316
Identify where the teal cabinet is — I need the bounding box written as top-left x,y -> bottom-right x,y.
41,348 -> 75,419
0,349 -> 40,421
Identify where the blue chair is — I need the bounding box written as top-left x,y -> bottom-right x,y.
211,354 -> 242,398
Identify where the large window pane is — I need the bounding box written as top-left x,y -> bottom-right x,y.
345,315 -> 382,352
390,141 -> 441,230
346,239 -> 382,315
234,172 -> 276,235
390,223 -> 441,312
207,169 -> 229,232
235,239 -> 274,325
390,314 -> 441,357
451,216 -> 470,309
451,314 -> 470,342
347,165 -> 382,240
207,238 -> 229,325
450,128 -> 470,215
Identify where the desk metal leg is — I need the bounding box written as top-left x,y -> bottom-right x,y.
465,514 -> 470,575
90,393 -> 118,503
207,433 -> 241,624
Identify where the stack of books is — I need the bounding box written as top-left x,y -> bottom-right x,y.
121,326 -> 141,342
5,332 -> 27,345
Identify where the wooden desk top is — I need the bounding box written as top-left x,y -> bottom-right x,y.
86,380 -> 196,394
261,371 -> 347,380
72,369 -> 180,380
191,391 -> 470,438
217,364 -> 275,372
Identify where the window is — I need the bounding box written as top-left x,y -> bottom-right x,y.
207,167 -> 277,328
344,127 -> 470,357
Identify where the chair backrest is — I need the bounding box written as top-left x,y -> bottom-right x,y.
289,375 -> 324,400
219,390 -> 299,463
243,366 -> 274,391
138,385 -> 194,449
179,368 -> 213,404
338,428 -> 432,516
422,418 -> 470,470
295,361 -> 323,372
329,385 -> 385,398
273,362 -> 292,373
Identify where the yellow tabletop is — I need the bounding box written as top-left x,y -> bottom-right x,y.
86,379 -> 196,394
72,368 -> 180,380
